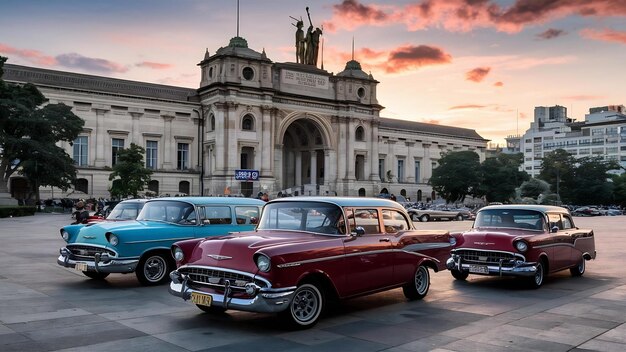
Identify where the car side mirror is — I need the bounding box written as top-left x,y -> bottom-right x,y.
551,226 -> 559,233
351,226 -> 365,237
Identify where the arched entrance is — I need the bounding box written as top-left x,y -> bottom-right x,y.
280,115 -> 330,193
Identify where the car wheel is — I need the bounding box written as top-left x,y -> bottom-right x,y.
82,271 -> 109,280
455,214 -> 464,221
280,283 -> 324,329
136,253 -> 173,286
403,265 -> 430,300
570,257 -> 586,277
450,269 -> 469,281
196,304 -> 227,314
419,214 -> 429,222
528,261 -> 545,289
411,213 -> 419,222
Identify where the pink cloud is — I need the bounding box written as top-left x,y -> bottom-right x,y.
466,67 -> 491,82
536,28 -> 567,40
561,94 -> 606,100
56,53 -> 128,74
580,28 -> 626,44
422,119 -> 441,124
326,0 -> 626,34
519,112 -> 528,119
381,45 -> 452,73
136,61 -> 174,69
449,104 -> 487,110
494,81 -> 504,87
0,43 -> 57,65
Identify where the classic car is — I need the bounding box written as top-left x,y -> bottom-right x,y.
57,197 -> 264,285
446,204 -> 596,288
168,197 -> 454,328
61,199 -> 149,239
407,207 -> 465,222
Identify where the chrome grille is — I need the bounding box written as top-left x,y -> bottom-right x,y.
455,249 -> 522,266
67,245 -> 116,260
179,266 -> 267,290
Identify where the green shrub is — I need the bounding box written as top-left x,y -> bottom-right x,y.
0,206 -> 37,218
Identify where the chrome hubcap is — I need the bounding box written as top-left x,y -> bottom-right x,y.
415,267 -> 429,294
292,288 -> 318,322
145,256 -> 166,282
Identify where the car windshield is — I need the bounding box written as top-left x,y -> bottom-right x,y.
136,200 -> 197,225
257,201 -> 345,235
474,209 -> 544,230
107,202 -> 145,220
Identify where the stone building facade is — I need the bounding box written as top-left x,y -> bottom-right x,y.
4,36 -> 488,202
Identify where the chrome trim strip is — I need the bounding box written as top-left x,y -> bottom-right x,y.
125,237 -> 194,244
67,243 -> 119,257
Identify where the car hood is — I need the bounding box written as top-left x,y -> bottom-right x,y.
187,230 -> 340,272
70,220 -> 175,245
456,228 -> 533,249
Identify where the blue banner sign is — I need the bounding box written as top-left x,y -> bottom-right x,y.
235,169 -> 259,181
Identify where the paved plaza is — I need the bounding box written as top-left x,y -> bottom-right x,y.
0,213 -> 625,351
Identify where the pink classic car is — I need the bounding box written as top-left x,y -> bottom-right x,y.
446,205 -> 596,288
169,197 -> 454,328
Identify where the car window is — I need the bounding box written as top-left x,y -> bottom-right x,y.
200,206 -> 232,225
381,209 -> 409,233
138,201 -> 196,224
548,213 -> 563,230
257,201 -> 344,235
475,209 -> 544,230
351,209 -> 380,235
562,215 -> 573,229
107,203 -> 144,220
235,206 -> 260,225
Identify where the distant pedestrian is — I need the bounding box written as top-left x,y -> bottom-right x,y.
390,194 -> 397,202
261,193 -> 269,202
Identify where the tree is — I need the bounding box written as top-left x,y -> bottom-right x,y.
108,143 -> 152,198
519,178 -> 550,199
0,56 -> 84,201
479,153 -> 529,203
613,173 -> 626,208
429,150 -> 482,203
538,149 -> 576,203
569,156 -> 619,205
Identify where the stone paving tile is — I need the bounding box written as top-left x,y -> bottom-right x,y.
154,326 -> 263,351
394,334 -> 459,351
592,323 -> 626,344
463,326 -> 575,352
577,338 -> 626,352
0,339 -> 50,352
441,338 -> 536,352
50,335 -> 188,352
278,328 -> 344,346
547,302 -> 626,323
7,313 -> 110,333
0,282 -> 48,301
199,336 -> 305,352
590,284 -> 626,302
0,323 -> 14,335
508,312 -> 621,331
1,307 -> 92,325
321,320 -> 425,346
282,336 -> 389,352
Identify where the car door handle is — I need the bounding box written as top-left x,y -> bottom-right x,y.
379,238 -> 390,242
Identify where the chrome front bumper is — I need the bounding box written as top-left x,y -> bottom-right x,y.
168,270 -> 296,314
446,254 -> 537,277
57,247 -> 138,273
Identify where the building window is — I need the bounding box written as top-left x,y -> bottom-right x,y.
240,146 -> 254,169
414,160 -> 420,184
355,155 -> 365,181
179,181 -> 190,195
397,159 -> 405,183
242,114 -> 254,131
355,126 -> 365,141
242,66 -> 254,80
73,136 -> 88,166
379,158 -> 385,182
146,140 -> 158,170
148,180 -> 159,194
177,143 -> 189,170
73,178 -> 89,194
111,138 -> 124,166
210,115 -> 215,131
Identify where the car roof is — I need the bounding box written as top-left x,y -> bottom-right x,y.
267,196 -> 405,210
118,199 -> 150,204
147,196 -> 265,206
478,204 -> 570,214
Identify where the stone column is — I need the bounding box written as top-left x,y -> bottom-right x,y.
162,113 -> 175,169
213,103 -> 227,173
261,105 -> 273,177
346,118 -> 355,180
129,108 -> 143,146
310,150 -> 317,186
295,151 -> 302,187
369,120 -> 380,181
93,105 -> 110,167
423,143 -> 432,181
406,141 -> 415,183
336,116 -> 347,180
225,102 -> 238,174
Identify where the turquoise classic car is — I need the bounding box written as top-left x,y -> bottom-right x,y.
61,199 -> 149,240
57,197 -> 265,285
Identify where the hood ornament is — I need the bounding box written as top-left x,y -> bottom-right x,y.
208,254 -> 232,260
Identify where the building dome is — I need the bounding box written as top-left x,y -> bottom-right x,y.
337,59 -> 372,80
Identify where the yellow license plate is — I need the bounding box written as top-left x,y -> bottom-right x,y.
190,292 -> 213,307
75,262 -> 88,271
469,264 -> 489,274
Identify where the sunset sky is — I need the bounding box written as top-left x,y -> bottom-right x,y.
1,0 -> 625,146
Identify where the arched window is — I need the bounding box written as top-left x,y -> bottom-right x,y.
417,190 -> 422,202
179,181 -> 190,195
358,188 -> 366,197
148,180 -> 159,194
400,189 -> 407,197
355,126 -> 365,141
242,114 -> 254,131
210,115 -> 215,131
431,191 -> 436,201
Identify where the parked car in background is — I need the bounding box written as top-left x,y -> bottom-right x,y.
58,197 -> 265,285
61,199 -> 149,240
169,197 -> 454,328
446,204 -> 596,288
571,206 -> 602,216
407,206 -> 466,222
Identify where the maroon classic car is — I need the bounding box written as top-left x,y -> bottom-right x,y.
169,197 -> 454,328
446,205 -> 596,288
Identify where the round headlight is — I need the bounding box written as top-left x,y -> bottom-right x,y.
173,247 -> 184,262
515,241 -> 528,252
256,255 -> 271,272
61,230 -> 69,241
449,236 -> 457,246
108,234 -> 119,246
